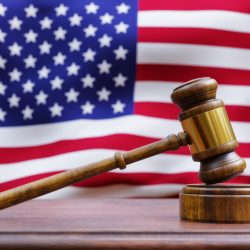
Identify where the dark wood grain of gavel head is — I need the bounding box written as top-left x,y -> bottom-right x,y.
171,77 -> 246,184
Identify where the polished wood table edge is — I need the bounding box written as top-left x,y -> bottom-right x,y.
1,233 -> 250,250
0,199 -> 250,250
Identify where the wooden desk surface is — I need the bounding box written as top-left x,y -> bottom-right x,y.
0,199 -> 250,249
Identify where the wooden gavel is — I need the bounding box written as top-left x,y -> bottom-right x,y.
0,77 -> 246,210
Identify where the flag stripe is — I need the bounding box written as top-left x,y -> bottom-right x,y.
0,172 -> 200,191
2,171 -> 250,194
0,149 -> 249,183
0,135 -> 248,164
135,102 -> 250,122
138,27 -> 250,49
138,11 -> 250,33
0,115 -> 249,147
0,135 -> 189,164
135,82 -> 250,106
137,43 -> 250,70
139,0 -> 250,14
2,172 -> 250,192
136,64 -> 250,86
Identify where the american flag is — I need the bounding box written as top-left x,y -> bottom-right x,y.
0,0 -> 249,199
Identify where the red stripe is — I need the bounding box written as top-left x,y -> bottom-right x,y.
136,64 -> 250,85
135,102 -> 250,122
139,0 -> 250,13
135,102 -> 180,120
0,135 -> 248,164
0,172 -> 198,191
0,135 -> 190,164
1,171 -> 250,192
138,28 -> 250,49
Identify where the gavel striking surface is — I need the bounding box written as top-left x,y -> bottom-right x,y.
180,184 -> 250,223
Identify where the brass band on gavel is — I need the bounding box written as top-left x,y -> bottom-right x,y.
181,106 -> 236,157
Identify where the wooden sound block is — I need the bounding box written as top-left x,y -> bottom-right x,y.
180,184 -> 250,223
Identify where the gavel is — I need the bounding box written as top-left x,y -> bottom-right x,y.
0,77 -> 246,210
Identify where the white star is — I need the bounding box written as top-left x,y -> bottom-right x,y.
8,42 -> 22,56
24,4 -> 38,18
39,41 -> 52,54
0,56 -> 7,69
100,13 -> 114,24
8,16 -> 23,30
50,76 -> 64,90
38,66 -> 50,79
54,26 -> 67,40
85,2 -> 99,14
65,88 -> 80,103
83,24 -> 97,37
97,60 -> 112,74
9,68 -> 22,82
112,100 -> 126,114
22,80 -> 35,93
0,29 -> 7,43
22,106 -> 34,120
116,3 -> 130,14
55,4 -> 68,16
81,74 -> 95,88
24,29 -> 38,43
49,103 -> 63,117
35,91 -> 48,105
66,63 -> 80,76
82,48 -> 96,62
69,13 -> 83,26
0,3 -> 7,17
0,82 -> 7,95
24,54 -> 37,68
81,101 -> 95,114
114,45 -> 128,60
113,73 -> 127,87
8,94 -> 20,108
115,22 -> 129,34
98,34 -> 112,47
97,87 -> 111,101
0,108 -> 6,122
40,17 -> 53,30
53,52 -> 66,65
68,38 -> 82,52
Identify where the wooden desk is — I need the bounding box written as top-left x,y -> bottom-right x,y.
0,199 -> 250,249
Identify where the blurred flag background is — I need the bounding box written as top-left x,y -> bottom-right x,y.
0,0 -> 249,199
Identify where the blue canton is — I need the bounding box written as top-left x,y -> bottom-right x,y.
0,0 -> 137,126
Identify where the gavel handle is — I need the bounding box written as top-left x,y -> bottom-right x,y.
0,132 -> 189,210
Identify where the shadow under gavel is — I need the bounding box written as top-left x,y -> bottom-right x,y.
0,77 -> 246,210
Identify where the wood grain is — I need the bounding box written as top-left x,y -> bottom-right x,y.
0,199 -> 250,250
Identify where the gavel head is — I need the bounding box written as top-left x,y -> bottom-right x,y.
171,77 -> 246,184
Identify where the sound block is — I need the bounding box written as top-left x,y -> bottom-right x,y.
180,184 -> 250,223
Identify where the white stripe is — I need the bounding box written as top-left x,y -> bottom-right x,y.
135,81 -> 250,106
138,10 -> 250,33
137,43 -> 250,70
0,149 -> 198,182
37,184 -> 184,199
0,149 -> 249,182
0,115 -> 249,147
0,116 -> 181,147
